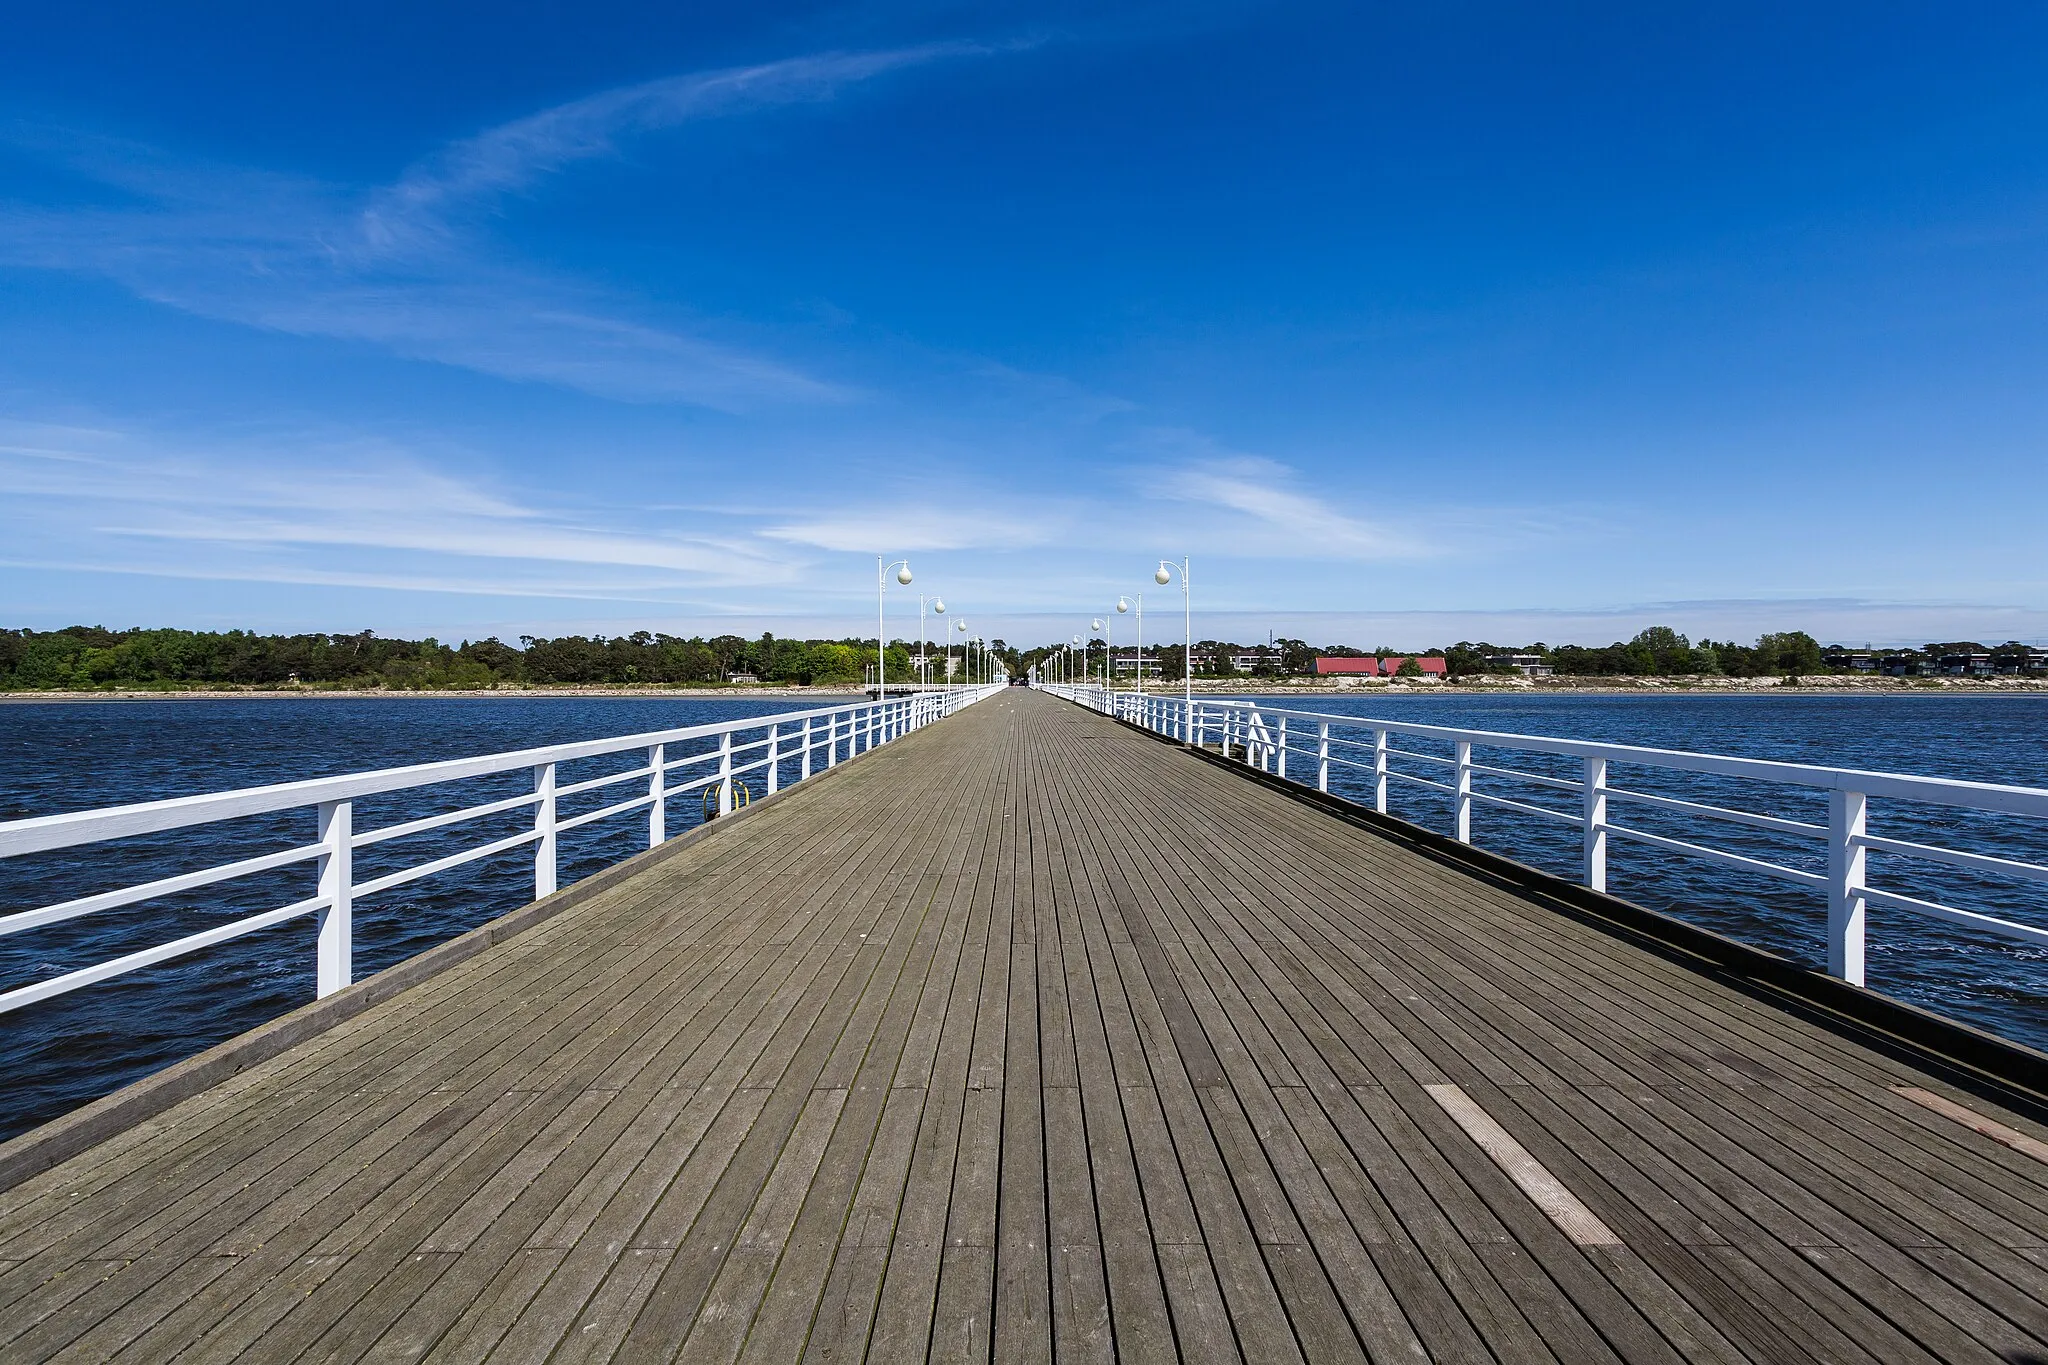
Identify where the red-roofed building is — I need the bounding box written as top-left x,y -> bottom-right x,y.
1377,656 -> 1448,678
1315,655 -> 1448,678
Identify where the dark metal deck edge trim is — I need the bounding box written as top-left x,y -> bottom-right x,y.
1099,706 -> 2048,1121
0,739 -> 878,1195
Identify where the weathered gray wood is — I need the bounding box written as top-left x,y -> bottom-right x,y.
0,690 -> 2044,1362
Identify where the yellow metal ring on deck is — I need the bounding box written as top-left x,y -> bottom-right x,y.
701,782 -> 753,821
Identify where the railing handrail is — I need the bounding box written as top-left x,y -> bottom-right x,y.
1,697 -> 893,857
0,685 -> 1004,1017
1037,682 -> 2048,996
1045,686 -> 2048,816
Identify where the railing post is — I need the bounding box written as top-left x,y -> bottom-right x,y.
649,743 -> 666,847
801,715 -> 813,782
1582,757 -> 1606,893
1277,717 -> 1288,780
1828,788 -> 1868,986
718,731 -> 734,815
1317,722 -> 1330,793
1373,729 -> 1388,813
1454,741 -> 1472,842
534,763 -> 557,898
827,711 -> 839,768
315,798 -> 352,998
767,724 -> 780,795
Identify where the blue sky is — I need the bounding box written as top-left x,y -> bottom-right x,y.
3,1 -> 2046,649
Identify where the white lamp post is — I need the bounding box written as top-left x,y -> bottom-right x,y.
1156,557 -> 1191,736
919,595 -> 945,692
1114,597 -> 1129,693
1090,619 -> 1105,690
877,556 -> 911,699
1132,593 -> 1145,693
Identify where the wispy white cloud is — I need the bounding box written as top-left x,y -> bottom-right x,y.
1172,455 -> 1431,559
0,420 -> 794,601
762,502 -> 1063,553
367,45 -> 988,247
0,555 -> 686,604
0,43 -> 993,407
1127,431 -> 1433,560
1127,431 -> 1602,563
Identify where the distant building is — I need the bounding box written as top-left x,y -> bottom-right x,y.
1314,655 -> 1448,678
1229,648 -> 1282,673
1487,653 -> 1553,677
1377,656 -> 1449,678
1937,652 -> 1994,677
1880,654 -> 1924,676
725,671 -> 760,684
1821,650 -> 1877,673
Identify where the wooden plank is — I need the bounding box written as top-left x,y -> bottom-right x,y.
5,691 -> 2047,1364
1048,712 -> 2039,1358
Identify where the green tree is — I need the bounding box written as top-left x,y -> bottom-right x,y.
1629,626 -> 1695,675
1757,631 -> 1822,675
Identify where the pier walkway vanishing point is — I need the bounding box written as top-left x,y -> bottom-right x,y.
2,687 -> 2047,1363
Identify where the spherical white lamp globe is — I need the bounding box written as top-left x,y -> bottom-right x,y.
1116,597 -> 1129,613
896,565 -> 913,585
1155,563 -> 1171,585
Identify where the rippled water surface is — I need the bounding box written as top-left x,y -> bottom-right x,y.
3,691 -> 2045,1142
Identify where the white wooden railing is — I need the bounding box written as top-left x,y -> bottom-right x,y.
1043,684 -> 2048,988
0,685 -> 1003,1015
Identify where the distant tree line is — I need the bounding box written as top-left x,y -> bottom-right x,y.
0,627 -> 996,691
1441,628 -> 1830,678
1442,629 -> 2043,678
7,623 -> 2036,691
1024,626 -> 2046,682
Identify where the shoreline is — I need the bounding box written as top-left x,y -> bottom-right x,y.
0,685 -> 875,704
5,675 -> 2047,703
1192,675 -> 2048,697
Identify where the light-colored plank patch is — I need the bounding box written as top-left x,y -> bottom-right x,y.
1424,1084 -> 1621,1247
1893,1086 -> 2048,1166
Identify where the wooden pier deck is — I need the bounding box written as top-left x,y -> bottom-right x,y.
1,688 -> 2045,1362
